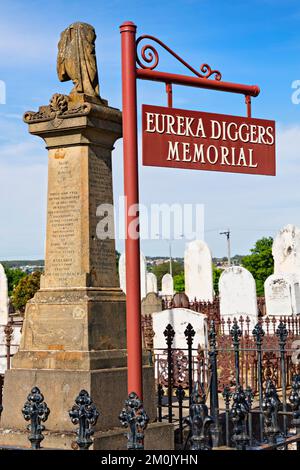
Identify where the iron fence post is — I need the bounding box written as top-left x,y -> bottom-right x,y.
4,322 -> 13,371
208,320 -> 221,447
119,391 -> 149,450
69,390 -> 99,450
230,319 -> 242,387
22,387 -> 50,449
262,379 -> 281,445
253,322 -> 265,442
184,323 -> 195,401
230,385 -> 251,450
164,324 -> 175,423
185,382 -> 213,450
276,321 -> 288,437
157,383 -> 164,422
222,386 -> 231,447
176,385 -> 185,446
289,374 -> 300,451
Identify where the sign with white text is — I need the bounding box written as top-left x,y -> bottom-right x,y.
142,104 -> 276,175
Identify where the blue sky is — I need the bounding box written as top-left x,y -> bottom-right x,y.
1,0 -> 300,260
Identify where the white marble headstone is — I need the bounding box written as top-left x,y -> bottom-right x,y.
0,264 -> 8,325
146,272 -> 158,294
184,240 -> 213,301
219,266 -> 258,330
264,273 -> 300,316
273,224 -> 300,277
118,252 -> 147,300
152,308 -> 207,350
161,273 -> 174,297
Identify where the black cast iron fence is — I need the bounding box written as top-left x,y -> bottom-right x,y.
155,319 -> 300,450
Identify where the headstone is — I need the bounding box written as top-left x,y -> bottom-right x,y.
161,273 -> 174,297
141,292 -> 162,317
173,292 -> 190,308
219,266 -> 258,330
0,264 -> 8,325
273,224 -> 300,277
152,308 -> 207,350
264,273 -> 300,316
184,240 -> 213,301
118,252 -> 147,300
146,272 -> 158,294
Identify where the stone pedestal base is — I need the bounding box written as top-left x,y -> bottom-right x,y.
1,366 -> 156,432
14,288 -> 128,370
0,422 -> 174,450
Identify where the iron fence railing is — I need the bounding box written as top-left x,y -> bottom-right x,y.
153,319 -> 300,450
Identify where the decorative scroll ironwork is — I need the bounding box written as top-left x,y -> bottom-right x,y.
119,392 -> 149,450
69,390 -> 99,450
186,382 -> 213,450
157,349 -> 189,388
252,322 -> 265,347
136,35 -> 222,80
22,387 -> 50,449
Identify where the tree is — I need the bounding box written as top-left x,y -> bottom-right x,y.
213,265 -> 222,296
150,261 -> 183,290
3,266 -> 26,297
174,272 -> 185,292
242,237 -> 274,296
11,271 -> 42,313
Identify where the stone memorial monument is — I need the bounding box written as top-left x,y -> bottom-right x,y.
184,240 -> 214,301
0,23 -> 172,449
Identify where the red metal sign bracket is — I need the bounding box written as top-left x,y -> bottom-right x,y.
120,20 -> 260,400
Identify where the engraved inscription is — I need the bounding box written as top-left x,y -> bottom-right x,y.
45,149 -> 82,285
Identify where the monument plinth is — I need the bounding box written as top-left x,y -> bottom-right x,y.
0,23 -> 160,446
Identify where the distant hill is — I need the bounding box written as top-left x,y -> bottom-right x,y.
1,260 -> 44,268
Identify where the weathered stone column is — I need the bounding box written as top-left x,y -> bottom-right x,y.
0,93 -> 158,438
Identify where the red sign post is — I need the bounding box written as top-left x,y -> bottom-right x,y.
143,105 -> 275,175
120,21 -> 272,403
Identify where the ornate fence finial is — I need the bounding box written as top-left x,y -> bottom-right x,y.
230,319 -> 242,347
252,322 -> 265,347
262,379 -> 281,444
69,390 -> 99,450
208,320 -> 217,349
119,392 -> 149,450
230,385 -> 251,450
22,386 -> 50,449
289,375 -> 300,433
276,321 -> 288,348
184,323 -> 195,347
163,324 -> 175,347
186,382 -> 213,450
